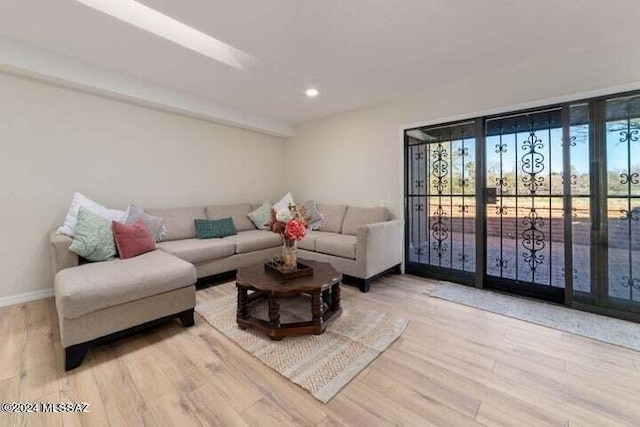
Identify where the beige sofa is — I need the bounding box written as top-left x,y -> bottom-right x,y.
298,204 -> 404,292
50,202 -> 403,370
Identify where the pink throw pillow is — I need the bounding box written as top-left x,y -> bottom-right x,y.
112,220 -> 156,259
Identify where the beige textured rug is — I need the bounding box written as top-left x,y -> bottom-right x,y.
196,291 -> 409,403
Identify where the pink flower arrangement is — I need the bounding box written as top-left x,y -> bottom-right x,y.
268,203 -> 309,242
284,218 -> 307,241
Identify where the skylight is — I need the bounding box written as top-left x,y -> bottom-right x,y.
73,0 -> 258,71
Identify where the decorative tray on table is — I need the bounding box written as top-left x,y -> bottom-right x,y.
264,260 -> 314,279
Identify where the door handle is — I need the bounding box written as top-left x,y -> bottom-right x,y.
484,188 -> 497,204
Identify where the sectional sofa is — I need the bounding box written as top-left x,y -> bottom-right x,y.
50,202 -> 403,369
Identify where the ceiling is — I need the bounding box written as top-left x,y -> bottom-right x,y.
0,0 -> 639,125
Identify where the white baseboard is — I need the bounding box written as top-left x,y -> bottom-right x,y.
0,288 -> 54,308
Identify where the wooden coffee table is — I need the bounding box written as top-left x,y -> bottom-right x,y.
236,259 -> 343,340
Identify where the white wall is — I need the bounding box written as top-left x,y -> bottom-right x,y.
286,39 -> 640,217
0,72 -> 286,301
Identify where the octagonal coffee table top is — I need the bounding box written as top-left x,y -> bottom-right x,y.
236,259 -> 342,295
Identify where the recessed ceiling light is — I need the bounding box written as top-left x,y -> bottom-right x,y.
305,88 -> 319,98
73,0 -> 257,71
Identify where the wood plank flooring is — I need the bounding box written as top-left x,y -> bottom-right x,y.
2,275 -> 640,426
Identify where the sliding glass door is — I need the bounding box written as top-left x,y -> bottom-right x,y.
483,109 -> 565,302
405,122 -> 477,284
404,90 -> 640,321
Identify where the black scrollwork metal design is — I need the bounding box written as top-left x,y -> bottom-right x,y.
521,131 -> 545,194
621,276 -> 640,299
431,144 -> 449,194
458,178 -> 469,188
621,276 -> 640,289
414,247 -> 427,256
458,205 -> 469,213
620,209 -> 640,221
522,208 -> 545,272
414,204 -> 424,212
620,172 -> 640,185
496,177 -> 508,188
496,206 -> 508,215
495,258 -> 509,268
458,253 -> 469,264
620,129 -> 639,143
457,147 -> 469,157
414,152 -> 424,161
561,267 -> 578,279
431,205 -> 449,259
495,143 -> 507,153
415,179 -> 425,189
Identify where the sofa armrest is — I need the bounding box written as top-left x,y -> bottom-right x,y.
356,219 -> 404,278
49,230 -> 79,276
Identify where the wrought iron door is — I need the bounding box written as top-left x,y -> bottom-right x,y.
484,109 -> 565,301
404,89 -> 640,319
405,122 -> 476,284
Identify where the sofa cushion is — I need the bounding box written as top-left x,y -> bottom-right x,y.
205,203 -> 255,232
298,231 -> 336,251
157,238 -> 235,263
54,250 -> 196,319
317,204 -> 348,234
146,206 -> 206,241
223,230 -> 282,254
341,206 -> 389,236
315,234 -> 357,260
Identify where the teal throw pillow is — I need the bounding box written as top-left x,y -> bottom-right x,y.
195,218 -> 237,239
247,201 -> 272,230
69,207 -> 117,262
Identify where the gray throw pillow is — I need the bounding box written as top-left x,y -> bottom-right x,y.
247,201 -> 272,230
125,206 -> 167,242
302,200 -> 325,230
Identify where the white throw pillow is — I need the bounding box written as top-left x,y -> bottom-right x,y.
56,192 -> 127,237
273,192 -> 295,212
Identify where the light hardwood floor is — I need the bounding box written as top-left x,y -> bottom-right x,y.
2,274 -> 640,426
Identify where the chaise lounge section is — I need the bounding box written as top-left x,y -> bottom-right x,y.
50,234 -> 197,370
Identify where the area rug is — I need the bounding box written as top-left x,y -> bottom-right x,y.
195,292 -> 409,403
429,282 -> 640,352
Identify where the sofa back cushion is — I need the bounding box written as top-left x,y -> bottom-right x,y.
205,203 -> 255,231
145,206 -> 205,241
317,204 -> 348,234
341,206 -> 389,236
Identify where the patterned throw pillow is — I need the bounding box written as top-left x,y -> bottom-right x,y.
125,205 -> 167,242
302,199 -> 325,230
69,207 -> 117,262
247,201 -> 272,230
195,218 -> 237,239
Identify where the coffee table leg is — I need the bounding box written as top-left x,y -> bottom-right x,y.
237,287 -> 248,329
268,297 -> 280,328
311,291 -> 323,327
331,283 -> 341,311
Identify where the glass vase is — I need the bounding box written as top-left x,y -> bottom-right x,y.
282,239 -> 297,270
